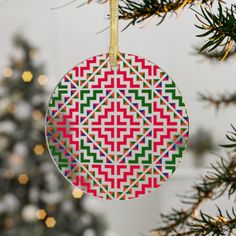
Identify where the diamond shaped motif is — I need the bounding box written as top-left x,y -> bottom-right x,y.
46,53 -> 189,200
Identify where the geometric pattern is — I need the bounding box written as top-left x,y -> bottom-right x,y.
45,53 -> 189,200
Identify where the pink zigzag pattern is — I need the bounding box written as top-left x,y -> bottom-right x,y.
46,53 -> 189,200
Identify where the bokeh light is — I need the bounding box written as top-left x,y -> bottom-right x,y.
32,110 -> 43,121
34,144 -> 45,156
2,67 -> 13,77
72,188 -> 84,199
22,71 -> 33,82
18,174 -> 29,184
37,75 -> 48,86
45,217 -> 56,228
36,209 -> 47,220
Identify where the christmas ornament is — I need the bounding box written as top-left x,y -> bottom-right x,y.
46,0 -> 189,200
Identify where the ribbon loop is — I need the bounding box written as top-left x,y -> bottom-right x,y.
109,0 -> 119,68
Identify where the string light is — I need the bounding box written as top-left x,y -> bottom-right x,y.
45,217 -> 56,228
37,75 -> 48,86
18,174 -> 29,184
193,209 -> 199,219
72,188 -> 84,199
220,216 -> 229,223
214,216 -> 229,223
32,110 -> 43,121
36,209 -> 47,220
22,71 -> 33,82
34,144 -> 45,156
2,67 -> 13,77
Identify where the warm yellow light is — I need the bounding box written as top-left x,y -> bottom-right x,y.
34,144 -> 45,156
193,209 -> 199,219
2,67 -> 13,77
32,110 -> 43,121
22,71 -> 33,82
220,216 -> 228,223
36,209 -> 47,220
214,216 -> 228,223
72,188 -> 84,199
37,75 -> 48,86
45,217 -> 56,228
18,174 -> 29,184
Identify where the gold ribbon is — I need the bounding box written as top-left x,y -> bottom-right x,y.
109,0 -> 119,68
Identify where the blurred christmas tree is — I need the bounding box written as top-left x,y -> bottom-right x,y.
0,35 -> 106,236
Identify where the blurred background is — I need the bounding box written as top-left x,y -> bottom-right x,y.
0,0 -> 235,236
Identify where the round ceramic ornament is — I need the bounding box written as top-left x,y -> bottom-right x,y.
45,1 -> 189,200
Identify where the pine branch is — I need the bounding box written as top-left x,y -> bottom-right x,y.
199,92 -> 236,109
151,152 -> 236,235
188,207 -> 236,235
61,0 -> 214,25
52,0 -> 236,60
194,3 -> 236,60
220,125 -> 236,149
118,0 -> 214,27
193,46 -> 236,61
152,125 -> 236,235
